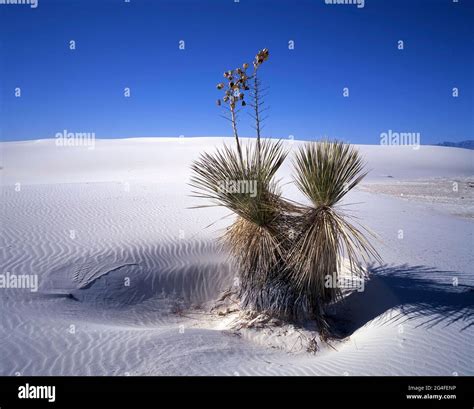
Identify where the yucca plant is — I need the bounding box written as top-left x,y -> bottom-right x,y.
191,49 -> 293,313
191,49 -> 381,338
288,140 -> 381,334
190,138 -> 290,312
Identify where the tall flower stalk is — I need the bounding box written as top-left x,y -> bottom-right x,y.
216,65 -> 250,165
249,48 -> 269,161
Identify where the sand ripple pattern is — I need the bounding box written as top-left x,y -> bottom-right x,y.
1,139 -> 473,376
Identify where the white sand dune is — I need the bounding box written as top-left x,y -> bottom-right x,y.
0,137 -> 473,375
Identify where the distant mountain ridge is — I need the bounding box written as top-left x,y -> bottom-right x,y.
434,140 -> 474,150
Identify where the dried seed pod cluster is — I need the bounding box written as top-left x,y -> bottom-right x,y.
215,49 -> 269,109
216,63 -> 250,109
253,48 -> 269,69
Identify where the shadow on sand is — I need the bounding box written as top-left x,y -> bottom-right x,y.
330,264 -> 473,338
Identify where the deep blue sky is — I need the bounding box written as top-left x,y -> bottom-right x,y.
1,0 -> 473,144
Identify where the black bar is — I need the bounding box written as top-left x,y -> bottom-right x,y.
0,376 -> 472,409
